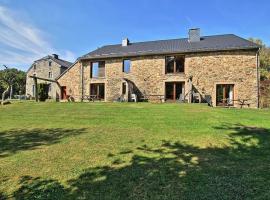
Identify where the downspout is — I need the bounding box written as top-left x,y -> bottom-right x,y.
256,49 -> 260,108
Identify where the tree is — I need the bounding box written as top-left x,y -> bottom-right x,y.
0,65 -> 15,104
248,38 -> 270,80
0,66 -> 26,104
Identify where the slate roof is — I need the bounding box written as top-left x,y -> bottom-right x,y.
34,55 -> 73,68
81,34 -> 260,60
55,60 -> 80,80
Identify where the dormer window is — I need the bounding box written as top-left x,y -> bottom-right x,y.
165,56 -> 185,73
49,61 -> 52,67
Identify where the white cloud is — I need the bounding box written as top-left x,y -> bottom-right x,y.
61,50 -> 76,62
0,50 -> 35,65
0,5 -> 76,70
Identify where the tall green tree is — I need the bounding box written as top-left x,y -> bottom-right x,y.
248,38 -> 270,80
0,67 -> 26,97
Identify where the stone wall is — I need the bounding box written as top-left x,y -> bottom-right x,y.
185,50 -> 258,107
56,50 -> 258,108
26,59 -> 63,100
57,61 -> 82,101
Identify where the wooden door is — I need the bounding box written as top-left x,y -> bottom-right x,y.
165,82 -> 183,101
61,86 -> 67,100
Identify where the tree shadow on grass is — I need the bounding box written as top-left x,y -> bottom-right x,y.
0,128 -> 86,157
12,176 -> 69,200
0,192 -> 7,200
10,124 -> 270,199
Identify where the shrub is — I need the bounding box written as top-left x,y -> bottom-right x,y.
38,83 -> 49,101
260,80 -> 270,108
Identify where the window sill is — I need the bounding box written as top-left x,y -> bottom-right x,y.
165,72 -> 185,75
91,77 -> 106,79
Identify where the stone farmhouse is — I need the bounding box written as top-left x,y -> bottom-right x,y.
56,29 -> 260,108
25,54 -> 72,99
27,28 -> 260,108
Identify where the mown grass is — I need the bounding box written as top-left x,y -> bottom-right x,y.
0,102 -> 270,199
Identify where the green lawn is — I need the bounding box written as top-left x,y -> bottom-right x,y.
0,102 -> 270,199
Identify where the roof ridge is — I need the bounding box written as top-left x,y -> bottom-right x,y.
230,34 -> 262,47
56,58 -> 72,64
34,55 -> 72,64
101,34 -> 235,47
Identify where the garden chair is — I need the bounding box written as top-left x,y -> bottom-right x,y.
177,94 -> 185,103
131,94 -> 137,102
204,95 -> 212,107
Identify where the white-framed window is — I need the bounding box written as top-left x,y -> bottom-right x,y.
32,85 -> 35,96
48,72 -> 53,78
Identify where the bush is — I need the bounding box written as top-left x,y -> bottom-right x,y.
260,80 -> 270,108
38,83 -> 49,101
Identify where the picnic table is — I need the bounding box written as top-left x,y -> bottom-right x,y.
221,98 -> 251,108
233,99 -> 251,108
141,94 -> 165,103
82,95 -> 100,102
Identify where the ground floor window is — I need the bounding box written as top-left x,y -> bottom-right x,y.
122,82 -> 127,95
90,83 -> 105,100
165,82 -> 184,101
32,85 -> 35,96
216,84 -> 234,106
48,84 -> 52,92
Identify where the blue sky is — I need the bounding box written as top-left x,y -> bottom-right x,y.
0,0 -> 269,71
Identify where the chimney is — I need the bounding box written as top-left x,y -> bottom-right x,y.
122,38 -> 130,47
52,54 -> 59,59
188,28 -> 200,42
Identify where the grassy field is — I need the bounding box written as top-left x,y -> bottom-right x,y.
0,102 -> 270,199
